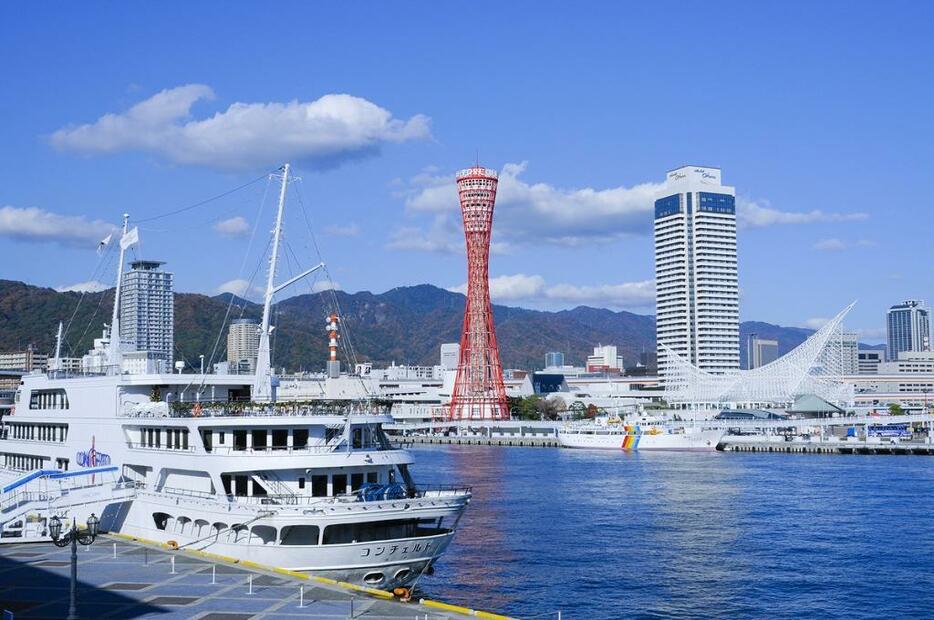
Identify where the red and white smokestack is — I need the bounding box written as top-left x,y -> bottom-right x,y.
326,312 -> 341,378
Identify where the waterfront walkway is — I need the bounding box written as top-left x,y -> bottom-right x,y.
0,535 -> 510,619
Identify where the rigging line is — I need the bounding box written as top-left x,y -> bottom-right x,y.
61,241 -> 117,355
133,170 -> 276,224
198,176 -> 274,392
290,179 -> 362,373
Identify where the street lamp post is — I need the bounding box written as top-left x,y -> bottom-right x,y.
49,513 -> 100,620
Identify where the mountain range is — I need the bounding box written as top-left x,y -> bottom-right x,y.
0,279 -> 853,371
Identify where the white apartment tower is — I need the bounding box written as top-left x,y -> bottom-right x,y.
227,318 -> 260,374
120,260 -> 174,373
654,165 -> 739,379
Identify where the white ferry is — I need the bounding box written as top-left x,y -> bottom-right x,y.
558,417 -> 723,451
0,164 -> 470,592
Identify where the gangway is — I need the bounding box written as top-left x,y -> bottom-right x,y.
0,466 -> 136,543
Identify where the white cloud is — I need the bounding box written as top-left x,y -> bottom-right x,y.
0,206 -> 116,248
393,163 -> 869,250
215,279 -> 262,299
325,224 -> 360,237
56,280 -> 110,293
813,238 -> 847,251
213,216 -> 250,238
51,84 -> 431,171
738,199 -> 869,228
310,280 -> 341,293
802,317 -> 831,329
813,238 -> 877,251
449,273 -> 656,310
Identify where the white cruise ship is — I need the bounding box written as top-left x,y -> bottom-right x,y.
0,164 -> 470,591
558,417 -> 723,451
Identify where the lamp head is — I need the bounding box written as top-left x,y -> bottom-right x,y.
49,515 -> 62,540
86,513 -> 100,536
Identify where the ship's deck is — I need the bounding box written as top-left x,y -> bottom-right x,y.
0,535 -> 509,619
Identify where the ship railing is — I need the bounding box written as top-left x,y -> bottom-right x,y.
123,401 -> 391,419
207,442 -> 392,455
226,485 -> 471,508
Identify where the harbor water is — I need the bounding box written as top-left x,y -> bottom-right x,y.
415,445 -> 934,619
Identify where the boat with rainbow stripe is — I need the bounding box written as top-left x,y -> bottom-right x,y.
557,418 -> 723,451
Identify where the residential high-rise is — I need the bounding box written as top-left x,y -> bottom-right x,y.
886,300 -> 930,361
227,318 -> 260,374
654,166 -> 739,379
747,335 -> 779,369
0,345 -> 48,372
120,260 -> 174,372
545,351 -> 565,368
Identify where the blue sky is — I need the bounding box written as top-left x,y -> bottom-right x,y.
1,2 -> 932,342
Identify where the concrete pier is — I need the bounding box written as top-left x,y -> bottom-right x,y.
720,437 -> 934,455
394,435 -> 559,448
0,534 -> 512,619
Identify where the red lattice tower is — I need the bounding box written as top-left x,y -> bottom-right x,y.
448,166 -> 509,421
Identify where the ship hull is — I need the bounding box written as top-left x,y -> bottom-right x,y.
558,428 -> 723,451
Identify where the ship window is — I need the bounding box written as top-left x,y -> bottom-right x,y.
322,519 -> 442,545
252,429 -> 267,450
280,525 -> 320,546
250,525 -> 277,545
202,430 -> 213,452
352,428 -> 363,449
221,474 -> 232,495
351,473 -> 364,491
234,475 -> 248,496
293,428 -> 309,448
298,477 -> 305,490
367,472 -> 379,484
271,429 -> 287,449
182,430 -> 189,450
332,474 -> 347,496
233,430 -> 246,451
219,431 -> 225,444
311,475 -> 327,497
153,512 -> 171,531
29,389 -> 69,410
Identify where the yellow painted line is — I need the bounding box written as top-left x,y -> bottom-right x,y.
474,611 -> 515,620
420,599 -> 477,615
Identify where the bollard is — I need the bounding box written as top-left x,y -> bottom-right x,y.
299,585 -> 303,608
144,548 -> 148,565
112,542 -> 116,559
212,564 -> 216,584
558,612 -> 562,620
248,574 -> 253,595
170,556 -> 176,574
350,597 -> 354,619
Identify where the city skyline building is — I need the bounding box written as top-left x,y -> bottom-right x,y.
586,345 -> 624,373
227,318 -> 260,374
654,165 -> 740,381
119,260 -> 174,373
747,335 -> 779,369
545,351 -> 565,368
886,300 -> 930,361
448,166 -> 509,420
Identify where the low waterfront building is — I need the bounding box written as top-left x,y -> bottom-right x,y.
858,348 -> 883,374
0,346 -> 47,372
586,345 -> 624,373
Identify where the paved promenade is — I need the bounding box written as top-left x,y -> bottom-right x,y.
0,536 -> 499,619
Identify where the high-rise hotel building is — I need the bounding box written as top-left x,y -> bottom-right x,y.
886,300 -> 930,361
654,166 -> 739,379
120,260 -> 174,372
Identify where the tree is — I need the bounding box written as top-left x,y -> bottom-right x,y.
888,403 -> 905,416
569,401 -> 586,420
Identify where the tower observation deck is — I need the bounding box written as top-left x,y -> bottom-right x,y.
448,166 -> 509,420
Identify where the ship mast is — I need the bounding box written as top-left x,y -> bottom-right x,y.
252,163 -> 324,402
107,214 -> 130,371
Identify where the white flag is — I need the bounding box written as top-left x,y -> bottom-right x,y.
120,226 -> 140,250
96,233 -> 113,256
